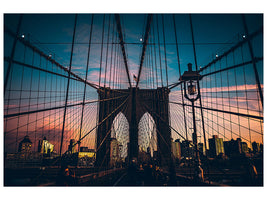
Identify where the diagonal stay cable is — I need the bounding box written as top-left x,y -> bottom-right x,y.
4,95 -> 127,119
201,57 -> 263,77
136,14 -> 153,88
142,102 -> 194,147
114,14 -> 132,88
4,14 -> 23,94
198,26 -> 263,73
71,95 -> 129,148
138,101 -> 171,153
95,101 -> 129,153
4,57 -> 82,82
169,101 -> 263,120
168,56 -> 262,91
78,14 -> 95,151
4,25 -> 100,91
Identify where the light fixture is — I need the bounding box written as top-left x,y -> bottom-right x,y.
179,62 -> 203,182
179,63 -> 202,100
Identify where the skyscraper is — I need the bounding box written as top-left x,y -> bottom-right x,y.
181,140 -> 193,158
208,135 -> 224,158
223,138 -> 242,157
171,139 -> 181,160
18,135 -> 32,153
110,138 -> 119,167
252,141 -> 260,153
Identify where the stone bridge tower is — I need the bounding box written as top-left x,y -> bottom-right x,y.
95,87 -> 172,170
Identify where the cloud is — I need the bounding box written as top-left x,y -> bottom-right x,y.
200,84 -> 263,93
168,84 -> 263,146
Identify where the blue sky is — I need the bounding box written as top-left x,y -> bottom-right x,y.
4,14 -> 263,153
4,14 -> 263,87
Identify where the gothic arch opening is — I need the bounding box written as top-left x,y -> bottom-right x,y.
138,112 -> 157,160
111,112 -> 129,162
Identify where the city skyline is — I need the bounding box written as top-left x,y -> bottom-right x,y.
4,14 -> 263,156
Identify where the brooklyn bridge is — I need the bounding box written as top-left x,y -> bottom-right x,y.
4,13 -> 263,186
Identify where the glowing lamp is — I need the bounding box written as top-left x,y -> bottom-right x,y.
179,63 -> 202,99
188,82 -> 197,95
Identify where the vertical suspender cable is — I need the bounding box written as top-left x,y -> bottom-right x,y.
240,44 -> 252,147
156,15 -> 163,87
104,14 -> 111,87
109,18 -> 115,88
241,14 -> 263,109
152,22 -> 159,88
96,14 -> 106,150
162,14 -> 169,87
78,14 -> 94,152
98,14 -> 106,87
173,14 -> 188,140
189,14 -> 207,152
4,14 -> 23,94
59,14 -> 78,156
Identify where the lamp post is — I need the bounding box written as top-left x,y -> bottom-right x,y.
180,63 -> 204,182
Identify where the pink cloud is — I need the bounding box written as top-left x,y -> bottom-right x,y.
200,84 -> 263,93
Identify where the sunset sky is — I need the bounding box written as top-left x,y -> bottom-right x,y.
4,14 -> 263,153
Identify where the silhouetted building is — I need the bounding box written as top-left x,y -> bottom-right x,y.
172,139 -> 181,160
259,143 -> 263,153
18,135 -> 32,153
110,138 -> 119,167
252,141 -> 260,153
198,143 -> 205,155
68,139 -> 76,153
181,140 -> 193,158
224,138 -> 241,157
241,142 -> 248,153
208,135 -> 224,158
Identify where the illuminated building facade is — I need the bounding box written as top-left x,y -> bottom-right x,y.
208,135 -> 224,158
171,139 -> 181,160
18,135 -> 32,153
38,137 -> 54,156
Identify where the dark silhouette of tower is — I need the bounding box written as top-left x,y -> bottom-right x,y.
95,87 -> 172,171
